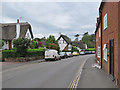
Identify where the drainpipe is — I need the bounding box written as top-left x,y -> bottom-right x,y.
100,10 -> 103,69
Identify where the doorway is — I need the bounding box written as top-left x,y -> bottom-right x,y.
109,39 -> 114,79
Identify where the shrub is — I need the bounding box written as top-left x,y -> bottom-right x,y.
85,48 -> 96,51
31,40 -> 38,49
27,48 -> 45,57
2,50 -> 16,60
2,48 -> 45,61
13,38 -> 30,56
0,40 -> 4,48
72,46 -> 79,52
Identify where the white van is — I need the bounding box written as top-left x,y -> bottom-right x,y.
45,49 -> 61,61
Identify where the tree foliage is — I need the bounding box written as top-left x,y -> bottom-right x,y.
45,35 -> 60,51
31,40 -> 38,49
82,32 -> 96,48
13,38 -> 30,56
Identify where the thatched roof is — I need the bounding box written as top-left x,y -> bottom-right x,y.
0,22 -> 34,40
72,41 -> 85,49
57,34 -> 72,44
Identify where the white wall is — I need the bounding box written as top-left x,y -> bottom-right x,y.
2,41 -> 9,50
25,29 -> 31,39
58,37 -> 67,51
68,44 -> 72,50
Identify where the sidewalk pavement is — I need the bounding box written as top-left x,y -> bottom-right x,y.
77,56 -> 118,88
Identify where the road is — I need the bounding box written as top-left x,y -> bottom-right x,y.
2,54 -> 94,88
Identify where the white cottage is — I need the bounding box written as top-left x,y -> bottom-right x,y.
0,19 -> 34,50
57,34 -> 72,51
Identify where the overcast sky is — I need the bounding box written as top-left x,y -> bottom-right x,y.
2,1 -> 101,40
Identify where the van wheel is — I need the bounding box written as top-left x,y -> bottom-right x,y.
45,59 -> 48,61
59,57 -> 61,60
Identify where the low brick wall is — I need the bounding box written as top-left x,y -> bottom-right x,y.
4,56 -> 44,62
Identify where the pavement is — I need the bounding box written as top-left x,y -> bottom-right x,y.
77,56 -> 118,88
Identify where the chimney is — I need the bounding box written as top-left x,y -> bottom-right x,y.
16,19 -> 20,38
17,19 -> 19,23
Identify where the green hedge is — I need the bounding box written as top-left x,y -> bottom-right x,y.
85,48 -> 96,51
27,48 -> 45,57
2,48 -> 45,61
2,50 -> 16,60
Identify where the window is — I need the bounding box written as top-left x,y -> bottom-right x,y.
97,46 -> 101,58
99,28 -> 101,37
103,44 -> 107,61
103,13 -> 107,30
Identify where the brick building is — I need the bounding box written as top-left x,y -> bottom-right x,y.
95,1 -> 120,87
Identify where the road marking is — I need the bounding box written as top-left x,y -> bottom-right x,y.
68,57 -> 89,89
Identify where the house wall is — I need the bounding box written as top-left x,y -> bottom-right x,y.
101,2 -> 119,84
96,23 -> 101,65
58,37 -> 67,51
2,41 -> 9,50
25,29 -> 32,39
118,1 -> 120,87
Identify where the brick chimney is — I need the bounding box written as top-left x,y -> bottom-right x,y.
17,19 -> 19,23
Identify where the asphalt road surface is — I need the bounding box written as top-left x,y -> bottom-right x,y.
2,54 -> 94,88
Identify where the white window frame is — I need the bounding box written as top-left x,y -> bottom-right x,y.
103,13 -> 107,30
97,46 -> 101,58
103,44 -> 107,61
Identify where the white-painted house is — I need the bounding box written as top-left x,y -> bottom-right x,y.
0,19 -> 34,50
57,35 -> 72,51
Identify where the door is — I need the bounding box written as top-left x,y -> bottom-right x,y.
109,39 -> 114,78
9,40 -> 12,49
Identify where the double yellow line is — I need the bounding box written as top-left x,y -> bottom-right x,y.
68,58 -> 88,89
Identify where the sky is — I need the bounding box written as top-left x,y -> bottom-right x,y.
2,1 -> 101,40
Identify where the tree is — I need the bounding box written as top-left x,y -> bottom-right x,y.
82,32 -> 96,48
13,38 -> 30,56
45,35 -> 60,51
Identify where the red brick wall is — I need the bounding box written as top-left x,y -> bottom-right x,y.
96,23 -> 101,64
102,2 -> 119,81
118,1 -> 120,87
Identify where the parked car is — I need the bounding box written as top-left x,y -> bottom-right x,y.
80,51 -> 85,55
59,52 -> 67,59
72,52 -> 79,56
66,52 -> 73,57
45,49 -> 61,61
92,51 -> 95,54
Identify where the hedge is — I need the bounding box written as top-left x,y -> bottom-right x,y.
85,48 -> 96,51
2,48 -> 45,61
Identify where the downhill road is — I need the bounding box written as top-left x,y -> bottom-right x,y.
2,54 -> 94,88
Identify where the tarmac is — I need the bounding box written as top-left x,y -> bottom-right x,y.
77,56 -> 118,88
